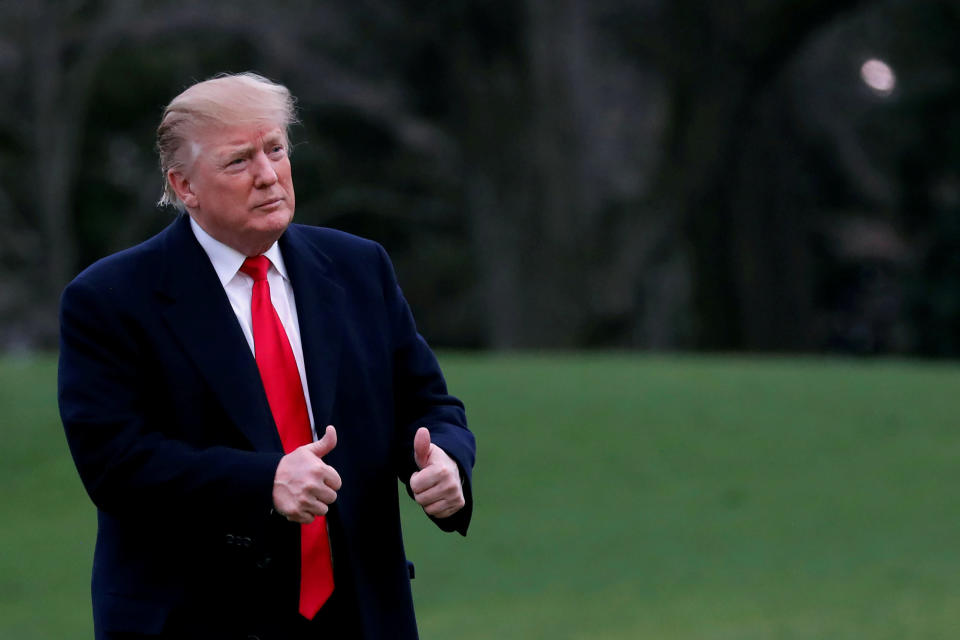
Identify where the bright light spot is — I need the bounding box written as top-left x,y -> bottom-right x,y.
860,58 -> 896,96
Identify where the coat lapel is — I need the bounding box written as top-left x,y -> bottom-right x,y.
279,225 -> 345,440
279,225 -> 350,548
155,215 -> 283,453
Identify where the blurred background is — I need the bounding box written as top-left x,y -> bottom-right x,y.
1,0 -> 959,357
2,1 -> 960,639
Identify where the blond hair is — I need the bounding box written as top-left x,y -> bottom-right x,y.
156,72 -> 297,208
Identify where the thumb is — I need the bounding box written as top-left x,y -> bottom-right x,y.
414,427 -> 431,469
311,425 -> 337,458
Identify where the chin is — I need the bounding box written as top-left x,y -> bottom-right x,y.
250,211 -> 292,244
258,207 -> 293,230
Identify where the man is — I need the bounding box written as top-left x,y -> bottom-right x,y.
58,72 -> 475,639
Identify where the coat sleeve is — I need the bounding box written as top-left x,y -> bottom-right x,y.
373,244 -> 476,535
58,275 -> 283,523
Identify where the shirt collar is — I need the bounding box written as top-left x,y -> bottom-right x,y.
188,216 -> 289,285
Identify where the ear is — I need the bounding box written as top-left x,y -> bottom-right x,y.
167,169 -> 199,209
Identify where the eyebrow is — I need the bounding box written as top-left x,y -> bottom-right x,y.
217,143 -> 252,157
215,134 -> 285,160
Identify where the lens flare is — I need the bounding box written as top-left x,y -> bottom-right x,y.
860,58 -> 896,96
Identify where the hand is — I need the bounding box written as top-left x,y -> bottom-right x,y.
410,427 -> 465,519
272,425 -> 342,524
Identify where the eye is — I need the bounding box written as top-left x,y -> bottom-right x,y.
270,144 -> 286,156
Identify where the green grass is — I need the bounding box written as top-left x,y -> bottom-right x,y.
3,353 -> 960,638
401,353 -> 960,639
0,354 -> 97,638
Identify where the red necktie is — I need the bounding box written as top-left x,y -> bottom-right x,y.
240,255 -> 334,619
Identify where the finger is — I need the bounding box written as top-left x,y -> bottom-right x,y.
323,466 -> 342,491
424,499 -> 464,519
414,427 -> 431,469
425,505 -> 454,519
284,510 -> 314,525
311,425 -> 337,458
308,484 -> 338,505
409,468 -> 441,495
300,496 -> 329,519
306,452 -> 342,491
414,482 -> 459,508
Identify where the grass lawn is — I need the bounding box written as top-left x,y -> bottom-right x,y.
2,352 -> 959,638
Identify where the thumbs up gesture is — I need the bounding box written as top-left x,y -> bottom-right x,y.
410,427 -> 465,519
272,425 -> 343,524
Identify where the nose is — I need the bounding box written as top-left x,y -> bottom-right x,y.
250,151 -> 278,188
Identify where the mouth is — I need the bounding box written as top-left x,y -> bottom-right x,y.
254,197 -> 285,210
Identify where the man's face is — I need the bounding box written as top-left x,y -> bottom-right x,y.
171,123 -> 296,256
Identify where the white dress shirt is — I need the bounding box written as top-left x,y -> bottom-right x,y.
189,217 -> 317,439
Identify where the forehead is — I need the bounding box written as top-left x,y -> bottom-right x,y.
197,123 -> 285,152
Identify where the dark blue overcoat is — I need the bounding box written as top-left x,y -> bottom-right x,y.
58,214 -> 474,639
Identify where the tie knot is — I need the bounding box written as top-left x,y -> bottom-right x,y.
240,255 -> 271,282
